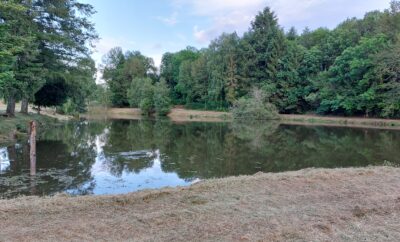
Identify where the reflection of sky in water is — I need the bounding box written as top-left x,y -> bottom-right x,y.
2,119 -> 399,198
0,148 -> 10,172
67,134 -> 191,195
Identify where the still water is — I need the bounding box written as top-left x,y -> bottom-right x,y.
1,119 -> 399,198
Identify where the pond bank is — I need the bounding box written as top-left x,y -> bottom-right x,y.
86,107 -> 400,128
85,107 -> 232,122
0,166 -> 399,241
0,102 -> 71,145
281,114 -> 400,129
0,114 -> 57,145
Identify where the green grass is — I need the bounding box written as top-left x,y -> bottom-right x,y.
0,113 -> 57,145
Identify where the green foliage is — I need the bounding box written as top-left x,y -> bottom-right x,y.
102,48 -> 156,107
139,80 -> 155,115
243,7 -> 286,86
0,0 -> 97,116
373,40 -> 400,117
127,78 -> 154,115
154,79 -> 172,116
160,47 -> 200,103
59,99 -> 79,116
65,57 -> 97,113
318,35 -> 389,116
128,78 -> 171,116
34,79 -> 69,109
231,89 -> 280,120
90,84 -> 112,107
101,1 -> 400,118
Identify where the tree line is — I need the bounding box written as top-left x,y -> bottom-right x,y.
103,1 -> 400,118
0,0 -> 97,117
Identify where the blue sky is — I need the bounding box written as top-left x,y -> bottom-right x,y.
81,0 -> 390,69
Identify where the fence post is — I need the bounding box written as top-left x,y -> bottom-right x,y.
29,121 -> 36,176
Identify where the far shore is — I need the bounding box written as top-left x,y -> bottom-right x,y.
85,106 -> 400,129
1,166 -> 399,241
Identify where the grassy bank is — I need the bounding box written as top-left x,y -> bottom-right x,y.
0,102 -> 72,145
0,114 -> 58,145
0,166 -> 399,241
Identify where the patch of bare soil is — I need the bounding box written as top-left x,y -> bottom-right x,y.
85,107 -> 231,122
167,107 -> 231,122
84,107 -> 142,120
1,167 -> 399,241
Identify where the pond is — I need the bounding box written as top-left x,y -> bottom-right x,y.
1,119 -> 399,198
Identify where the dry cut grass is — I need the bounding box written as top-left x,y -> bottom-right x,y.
1,166 -> 400,241
85,106 -> 231,122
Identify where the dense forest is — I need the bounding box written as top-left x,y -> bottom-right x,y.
1,1 -> 400,118
0,0 -> 97,117
103,1 -> 400,118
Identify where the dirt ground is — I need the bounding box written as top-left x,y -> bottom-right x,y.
1,166 -> 399,241
0,102 -> 71,121
85,106 -> 232,122
167,107 -> 231,122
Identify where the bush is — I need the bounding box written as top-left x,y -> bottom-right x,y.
231,89 -> 280,120
153,79 -> 171,116
128,78 -> 171,116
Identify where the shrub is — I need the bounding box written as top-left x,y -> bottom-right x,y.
153,79 -> 171,116
231,89 -> 280,120
128,78 -> 171,116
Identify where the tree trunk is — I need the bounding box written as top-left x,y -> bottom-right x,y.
21,98 -> 29,114
6,95 -> 16,117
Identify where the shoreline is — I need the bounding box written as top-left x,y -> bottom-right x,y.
0,113 -> 58,145
1,166 -> 399,241
280,114 -> 400,130
86,107 -> 400,129
0,103 -> 71,145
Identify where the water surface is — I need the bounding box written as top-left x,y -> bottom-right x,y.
1,119 -> 399,198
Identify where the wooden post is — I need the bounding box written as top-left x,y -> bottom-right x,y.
29,121 -> 36,176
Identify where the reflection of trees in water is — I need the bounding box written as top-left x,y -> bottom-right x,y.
96,120 -> 400,180
231,121 -> 279,149
0,122 -> 105,198
157,122 -> 400,179
2,119 -> 400,198
158,121 -> 281,179
102,120 -> 156,176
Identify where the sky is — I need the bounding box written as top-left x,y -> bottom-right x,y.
81,0 -> 390,72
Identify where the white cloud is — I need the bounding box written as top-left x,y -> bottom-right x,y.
186,0 -> 390,44
156,11 -> 179,26
193,10 -> 255,43
175,0 -> 266,16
